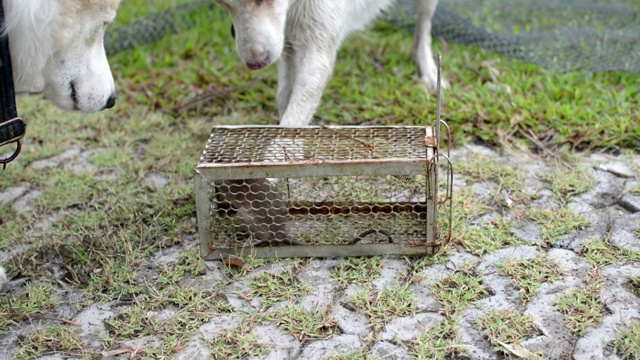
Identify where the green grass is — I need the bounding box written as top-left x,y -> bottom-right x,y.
248,266 -> 312,308
347,283 -> 417,331
611,322 -> 640,360
331,256 -> 385,289
499,255 -> 563,304
458,218 -> 525,255
431,263 -> 490,317
539,165 -> 596,204
475,308 -> 540,353
405,318 -> 466,359
14,325 -> 86,360
577,238 -> 640,267
526,207 -> 591,243
556,269 -> 607,336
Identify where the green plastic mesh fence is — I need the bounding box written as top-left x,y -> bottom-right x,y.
106,0 -> 640,73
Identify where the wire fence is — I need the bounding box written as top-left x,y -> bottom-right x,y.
106,0 -> 640,73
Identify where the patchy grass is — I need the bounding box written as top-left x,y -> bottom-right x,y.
540,165 -> 596,204
448,187 -> 491,235
406,318 -> 466,360
499,254 -> 563,304
628,276 -> 640,298
611,322 -> 640,360
14,325 -> 85,360
458,218 -> 525,255
431,263 -> 490,317
347,283 -> 417,331
526,207 -> 591,243
556,269 -> 607,336
456,156 -> 527,203
0,282 -> 60,331
577,238 -> 640,267
266,305 -> 340,341
331,256 -> 384,289
475,308 -> 540,354
248,267 -> 312,308
203,320 -> 272,359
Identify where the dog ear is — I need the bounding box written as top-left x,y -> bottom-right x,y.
231,24 -> 235,39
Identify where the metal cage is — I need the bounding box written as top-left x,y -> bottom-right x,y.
194,124 -> 452,259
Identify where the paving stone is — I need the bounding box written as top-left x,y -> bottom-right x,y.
297,334 -> 362,360
510,221 -> 543,245
597,161 -> 637,179
572,283 -> 640,359
458,309 -> 498,360
409,280 -> 443,312
524,291 -> 574,359
553,208 -> 612,250
478,245 -> 539,271
28,146 -> 82,170
12,190 -> 42,213
0,185 -> 27,204
369,341 -> 412,359
331,302 -> 369,336
619,193 -> 640,213
380,312 -> 444,342
373,258 -> 408,291
577,169 -> 625,209
143,173 -> 169,191
74,303 -> 116,349
249,324 -> 301,360
609,212 -> 640,252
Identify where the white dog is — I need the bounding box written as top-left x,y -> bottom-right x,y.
0,0 -> 121,286
217,0 -> 447,127
3,0 -> 120,112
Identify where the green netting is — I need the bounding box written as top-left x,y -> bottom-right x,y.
106,0 -> 640,73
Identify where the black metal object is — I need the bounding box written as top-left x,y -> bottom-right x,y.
0,0 -> 26,169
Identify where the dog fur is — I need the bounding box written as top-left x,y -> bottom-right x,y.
217,0 -> 447,126
0,0 -> 120,287
2,0 -> 120,112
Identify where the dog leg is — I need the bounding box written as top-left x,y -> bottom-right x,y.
279,45 -> 337,127
414,0 -> 448,91
277,44 -> 296,117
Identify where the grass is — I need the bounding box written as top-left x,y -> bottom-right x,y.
347,283 -> 417,331
577,238 -> 640,267
406,318 -> 466,359
526,207 -> 591,243
499,254 -> 563,304
611,322 -> 640,360
539,165 -> 596,204
458,218 -> 525,255
248,266 -> 312,308
0,0 -> 639,357
555,269 -> 607,336
431,263 -> 490,317
475,308 -> 540,352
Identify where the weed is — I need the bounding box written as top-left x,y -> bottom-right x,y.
267,304 -> 340,341
628,276 -> 640,297
0,282 -> 60,331
248,267 -> 312,308
458,218 -> 525,255
499,255 -> 563,304
556,269 -> 607,336
347,283 -> 417,331
577,238 -> 640,267
406,318 -> 466,360
204,320 -> 272,359
539,165 -> 596,203
476,308 -> 540,350
14,325 -> 85,360
431,263 -> 489,317
526,207 -> 590,243
332,256 -> 384,289
611,322 -> 640,360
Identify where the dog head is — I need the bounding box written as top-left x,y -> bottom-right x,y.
3,0 -> 120,112
216,0 -> 289,70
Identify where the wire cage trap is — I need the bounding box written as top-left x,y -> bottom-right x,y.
195,56 -> 452,260
194,123 -> 452,259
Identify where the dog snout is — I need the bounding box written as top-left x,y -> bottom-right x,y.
246,52 -> 270,70
103,93 -> 116,110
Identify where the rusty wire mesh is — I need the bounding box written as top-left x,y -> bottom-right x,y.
195,126 -> 449,258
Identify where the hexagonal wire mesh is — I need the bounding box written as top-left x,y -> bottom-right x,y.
194,58 -> 452,259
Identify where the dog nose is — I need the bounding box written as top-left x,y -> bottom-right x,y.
231,24 -> 235,39
246,52 -> 270,70
103,93 -> 116,109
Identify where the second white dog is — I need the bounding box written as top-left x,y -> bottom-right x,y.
216,0 -> 447,127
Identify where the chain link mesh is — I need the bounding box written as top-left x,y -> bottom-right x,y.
107,0 -> 640,73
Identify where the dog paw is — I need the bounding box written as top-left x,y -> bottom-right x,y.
421,75 -> 449,92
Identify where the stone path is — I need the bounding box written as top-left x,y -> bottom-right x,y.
1,143 -> 639,359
